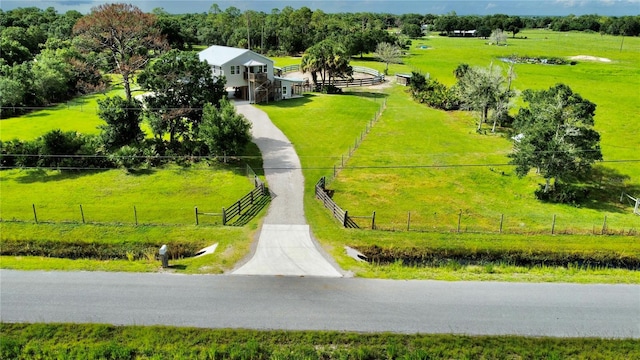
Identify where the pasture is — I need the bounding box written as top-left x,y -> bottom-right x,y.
264,30 -> 640,281
332,30 -> 640,233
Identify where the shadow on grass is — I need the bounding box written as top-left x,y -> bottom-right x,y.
23,112 -> 50,118
578,166 -> 640,213
14,168 -> 111,184
229,194 -> 271,227
167,264 -> 187,270
225,142 -> 265,179
344,91 -> 389,100
125,168 -> 156,176
258,93 -> 315,108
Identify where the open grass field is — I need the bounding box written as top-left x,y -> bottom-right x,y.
264,31 -> 639,282
326,30 -> 640,233
2,323 -> 637,359
0,163 -> 252,225
259,90 -> 640,283
0,84 -> 152,142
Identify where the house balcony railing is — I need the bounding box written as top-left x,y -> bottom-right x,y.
246,72 -> 268,82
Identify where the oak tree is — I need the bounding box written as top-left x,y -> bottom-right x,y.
73,3 -> 167,102
137,50 -> 226,146
509,84 -> 602,193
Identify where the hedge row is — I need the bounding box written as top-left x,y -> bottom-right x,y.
355,245 -> 640,270
0,239 -> 203,261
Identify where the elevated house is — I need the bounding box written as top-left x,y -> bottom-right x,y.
198,45 -> 304,103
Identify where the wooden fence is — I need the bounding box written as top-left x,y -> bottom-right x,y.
195,179 -> 268,226
279,64 -> 384,88
279,64 -> 300,73
315,177 -> 359,228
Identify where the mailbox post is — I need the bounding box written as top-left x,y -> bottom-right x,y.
159,245 -> 168,268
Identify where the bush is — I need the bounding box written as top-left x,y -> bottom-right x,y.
314,84 -> 343,94
1,132 -> 109,169
411,78 -> 460,110
108,145 -> 143,172
534,183 -> 589,205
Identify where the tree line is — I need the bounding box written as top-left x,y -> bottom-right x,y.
2,6 -> 638,118
1,4 -> 252,172
429,12 -> 640,38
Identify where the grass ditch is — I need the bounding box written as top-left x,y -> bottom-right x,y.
0,238 -> 201,261
355,244 -> 640,270
0,222 -> 258,274
1,323 -> 637,359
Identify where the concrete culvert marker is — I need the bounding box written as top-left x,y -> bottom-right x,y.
195,243 -> 218,258
345,246 -> 367,262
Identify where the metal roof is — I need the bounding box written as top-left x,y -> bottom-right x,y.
243,59 -> 266,67
198,45 -> 253,66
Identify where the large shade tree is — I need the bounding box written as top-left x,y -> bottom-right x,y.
509,84 -> 602,193
137,49 -> 226,146
73,3 -> 167,102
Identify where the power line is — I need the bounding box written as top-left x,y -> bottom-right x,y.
2,159 -> 639,172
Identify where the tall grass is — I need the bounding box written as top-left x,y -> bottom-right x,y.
2,323 -> 637,359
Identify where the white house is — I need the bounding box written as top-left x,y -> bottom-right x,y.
198,45 -> 305,103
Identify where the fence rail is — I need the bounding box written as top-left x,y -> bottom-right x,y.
279,64 -> 384,88
196,164 -> 269,226
315,177 -> 358,228
221,184 -> 267,224
280,64 -> 300,73
331,77 -> 384,88
621,192 -> 640,215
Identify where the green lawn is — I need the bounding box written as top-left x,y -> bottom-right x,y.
0,163 -> 252,225
262,35 -> 640,282
0,86 -> 150,141
0,161 -> 264,273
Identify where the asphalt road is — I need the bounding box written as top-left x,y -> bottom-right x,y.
2,270 -> 638,338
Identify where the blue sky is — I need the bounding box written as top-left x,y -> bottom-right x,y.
2,0 -> 639,16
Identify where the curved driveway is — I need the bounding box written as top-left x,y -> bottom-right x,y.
232,104 -> 342,277
1,270 -> 638,338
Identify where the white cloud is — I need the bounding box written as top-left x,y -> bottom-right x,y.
486,3 -> 497,10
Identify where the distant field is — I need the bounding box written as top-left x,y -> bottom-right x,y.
0,86 -> 149,142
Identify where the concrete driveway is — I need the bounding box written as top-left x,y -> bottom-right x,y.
232,104 -> 342,277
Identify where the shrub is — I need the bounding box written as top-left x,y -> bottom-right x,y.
355,244 -> 640,270
534,183 -> 589,205
314,84 -> 343,94
108,145 -> 143,172
411,77 -> 460,110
